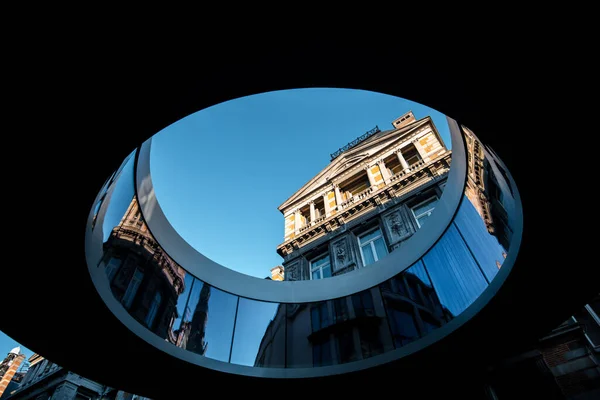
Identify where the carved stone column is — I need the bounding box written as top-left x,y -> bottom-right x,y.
397,149 -> 410,172
294,209 -> 301,234
378,159 -> 390,183
366,165 -> 377,188
309,201 -> 316,224
334,185 -> 343,209
323,193 -> 331,217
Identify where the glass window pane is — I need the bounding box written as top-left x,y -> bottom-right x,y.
423,224 -> 488,317
416,214 -> 429,227
287,303 -> 316,368
172,273 -> 195,345
388,308 -> 419,347
101,152 -> 136,243
311,254 -> 329,268
182,280 -> 237,362
453,196 -> 507,281
413,197 -> 438,216
312,270 -> 321,280
322,264 -> 331,278
359,229 -> 381,244
374,237 -> 388,261
337,330 -> 357,363
361,244 -> 375,266
231,299 -> 284,367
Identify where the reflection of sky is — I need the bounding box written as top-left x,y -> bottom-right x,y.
453,196 -> 507,282
203,286 -> 237,362
230,298 -> 279,366
406,261 -> 431,286
101,154 -> 135,242
423,224 -> 488,316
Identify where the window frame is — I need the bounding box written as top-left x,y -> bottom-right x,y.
410,195 -> 439,228
122,268 -> 144,309
357,227 -> 388,267
310,253 -> 332,280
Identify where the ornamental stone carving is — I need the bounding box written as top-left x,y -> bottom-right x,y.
286,261 -> 300,281
383,207 -> 414,244
331,236 -> 353,272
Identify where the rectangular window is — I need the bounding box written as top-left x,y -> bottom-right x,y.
336,330 -> 357,363
122,268 -> 144,309
387,306 -> 420,347
145,291 -> 162,328
312,337 -> 332,367
311,302 -> 330,332
310,253 -> 332,280
358,228 -> 388,267
411,196 -> 439,228
105,257 -> 122,284
352,290 -> 376,318
334,298 -> 349,323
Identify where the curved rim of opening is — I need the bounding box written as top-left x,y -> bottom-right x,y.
84,120 -> 523,379
132,116 -> 466,303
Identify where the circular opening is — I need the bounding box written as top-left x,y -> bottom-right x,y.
149,88 -> 453,279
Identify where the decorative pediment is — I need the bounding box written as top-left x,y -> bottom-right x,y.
278,118 -> 433,212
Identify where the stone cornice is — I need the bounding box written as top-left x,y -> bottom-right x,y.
281,122 -> 439,215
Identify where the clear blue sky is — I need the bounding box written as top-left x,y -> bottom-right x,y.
0,330 -> 33,362
150,88 -> 451,279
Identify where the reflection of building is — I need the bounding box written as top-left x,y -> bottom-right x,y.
98,198 -> 187,343
0,348 -> 25,398
186,284 -> 211,356
463,125 -> 512,251
4,353 -> 153,399
276,111 -> 451,280
268,266 -> 284,281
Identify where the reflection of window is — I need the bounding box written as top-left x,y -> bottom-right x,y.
336,330 -> 356,363
122,268 -> 144,309
145,291 -> 162,328
105,257 -> 122,283
310,253 -> 331,280
387,306 -> 419,347
352,290 -> 375,318
358,228 -> 388,266
311,302 -> 329,332
313,337 -> 332,367
334,298 -> 349,323
358,324 -> 383,359
411,196 -> 439,228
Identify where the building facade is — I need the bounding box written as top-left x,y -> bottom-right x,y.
0,348 -> 26,398
3,353 -> 152,400
276,111 -> 451,280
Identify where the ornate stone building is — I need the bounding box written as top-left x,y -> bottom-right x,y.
276,111 -> 451,280
252,112 -> 454,368
98,198 -> 187,345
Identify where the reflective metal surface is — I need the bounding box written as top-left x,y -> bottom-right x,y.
86,123 -> 523,377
